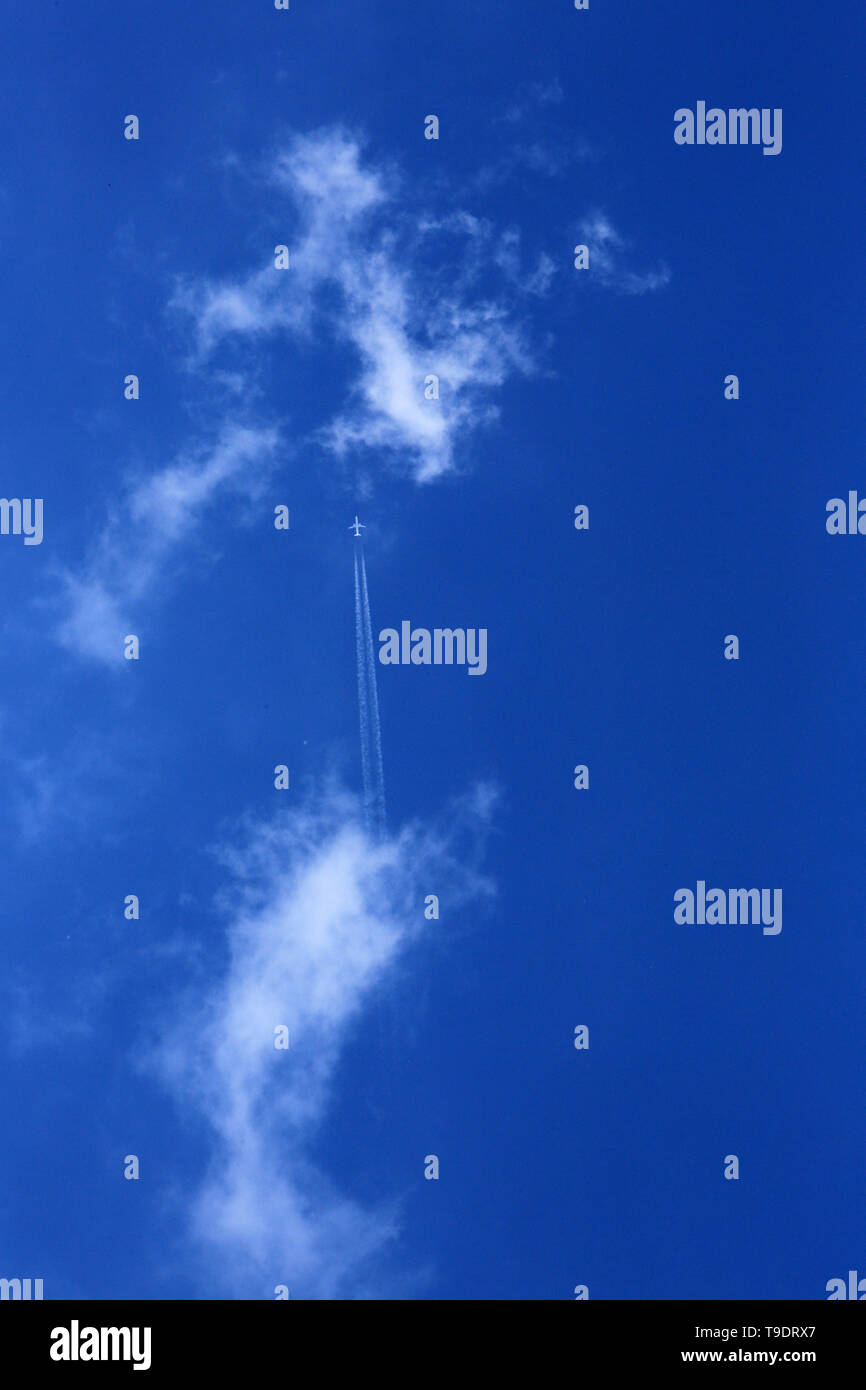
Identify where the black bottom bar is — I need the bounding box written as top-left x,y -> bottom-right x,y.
0,1299 -> 860,1376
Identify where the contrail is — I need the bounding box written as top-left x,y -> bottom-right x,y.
353,545 -> 374,824
358,542 -> 386,837
352,526 -> 391,1097
353,539 -> 386,839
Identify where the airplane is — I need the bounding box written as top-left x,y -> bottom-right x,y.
348,515 -> 366,537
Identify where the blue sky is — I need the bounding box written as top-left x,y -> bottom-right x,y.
1,0 -> 863,1299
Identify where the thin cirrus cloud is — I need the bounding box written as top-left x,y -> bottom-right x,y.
499,77 -> 565,125
146,782 -> 497,1297
170,127 -> 537,483
479,77 -> 596,185
50,134 -> 668,666
576,212 -> 671,295
36,129 -> 664,1304
54,421 -> 281,665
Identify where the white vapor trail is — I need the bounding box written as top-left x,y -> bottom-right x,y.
353,546 -> 373,818
354,542 -> 386,838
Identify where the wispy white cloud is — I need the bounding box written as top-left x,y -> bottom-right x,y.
576,212 -> 671,295
4,740 -> 120,847
170,128 -> 537,482
478,77 -> 597,187
54,422 -> 281,664
147,782 -> 496,1297
0,966 -> 112,1056
498,77 -> 564,126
